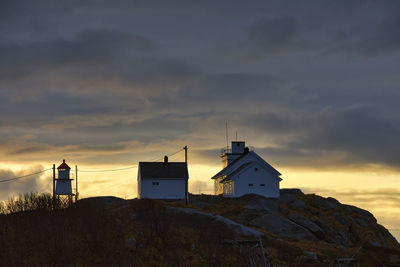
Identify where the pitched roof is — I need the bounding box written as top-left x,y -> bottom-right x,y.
57,160 -> 71,170
139,162 -> 188,179
211,151 -> 281,179
227,161 -> 254,177
219,162 -> 254,183
211,153 -> 247,179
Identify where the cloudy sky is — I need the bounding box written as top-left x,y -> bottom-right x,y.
1,0 -> 400,238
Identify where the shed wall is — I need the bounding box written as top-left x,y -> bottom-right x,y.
139,178 -> 186,199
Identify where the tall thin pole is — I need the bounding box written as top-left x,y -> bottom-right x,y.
225,121 -> 229,150
184,146 -> 188,163
75,165 -> 78,202
52,164 -> 55,199
184,146 -> 188,205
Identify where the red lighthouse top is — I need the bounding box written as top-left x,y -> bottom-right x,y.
57,159 -> 71,170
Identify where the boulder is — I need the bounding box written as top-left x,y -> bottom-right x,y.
250,214 -> 317,241
327,197 -> 341,206
342,204 -> 377,223
311,197 -> 338,211
315,217 -> 337,243
167,206 -> 263,237
288,213 -> 324,239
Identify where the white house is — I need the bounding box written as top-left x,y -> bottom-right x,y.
137,156 -> 188,199
211,141 -> 282,198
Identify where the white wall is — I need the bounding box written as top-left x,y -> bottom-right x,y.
55,180 -> 73,195
228,163 -> 280,198
139,178 -> 186,199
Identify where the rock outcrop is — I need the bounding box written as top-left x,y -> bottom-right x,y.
189,189 -> 399,250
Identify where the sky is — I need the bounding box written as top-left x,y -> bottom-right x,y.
1,0 -> 400,239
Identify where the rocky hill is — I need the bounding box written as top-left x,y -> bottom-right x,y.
189,189 -> 399,249
1,190 -> 400,266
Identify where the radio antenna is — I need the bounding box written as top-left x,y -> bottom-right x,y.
225,121 -> 229,150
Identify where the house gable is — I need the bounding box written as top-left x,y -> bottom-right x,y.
212,151 -> 281,180
211,145 -> 282,198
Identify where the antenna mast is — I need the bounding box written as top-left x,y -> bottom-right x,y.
225,121 -> 229,150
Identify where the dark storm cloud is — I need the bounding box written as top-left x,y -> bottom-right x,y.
246,17 -> 297,54
241,105 -> 400,170
180,73 -> 280,104
334,15 -> 400,56
0,0 -> 399,172
294,106 -> 400,167
241,4 -> 400,57
0,29 -> 155,81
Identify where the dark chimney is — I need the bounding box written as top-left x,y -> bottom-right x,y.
243,147 -> 250,155
164,156 -> 168,164
63,159 -> 65,163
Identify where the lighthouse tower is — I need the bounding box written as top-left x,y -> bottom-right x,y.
221,141 -> 246,168
55,159 -> 73,195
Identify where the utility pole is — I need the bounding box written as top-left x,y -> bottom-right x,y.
75,165 -> 78,202
52,164 -> 55,199
184,146 -> 188,205
184,146 -> 188,163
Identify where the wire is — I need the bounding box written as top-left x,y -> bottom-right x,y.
167,148 -> 183,158
78,148 -> 185,172
0,168 -> 52,183
78,165 -> 138,173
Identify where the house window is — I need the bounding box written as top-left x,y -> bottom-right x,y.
229,182 -> 233,195
254,167 -> 258,172
248,184 -> 253,187
152,182 -> 159,186
260,184 -> 265,187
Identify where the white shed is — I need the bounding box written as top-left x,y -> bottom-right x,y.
211,141 -> 282,198
137,156 -> 188,199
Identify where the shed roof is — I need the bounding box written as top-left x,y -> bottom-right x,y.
139,162 -> 188,179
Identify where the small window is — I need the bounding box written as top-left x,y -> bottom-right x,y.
260,184 -> 265,187
248,184 -> 253,187
254,167 -> 258,172
152,182 -> 159,186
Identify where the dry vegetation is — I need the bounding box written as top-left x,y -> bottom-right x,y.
0,193 -> 249,266
1,193 -> 400,266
